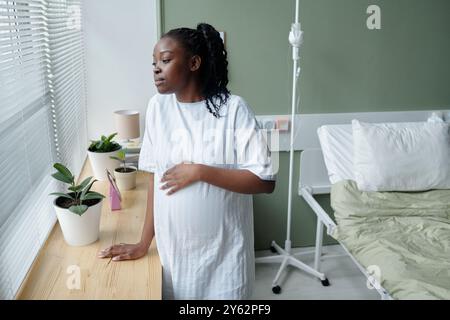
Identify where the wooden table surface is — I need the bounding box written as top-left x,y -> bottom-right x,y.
17,159 -> 161,299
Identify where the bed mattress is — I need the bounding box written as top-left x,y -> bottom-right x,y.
331,180 -> 450,299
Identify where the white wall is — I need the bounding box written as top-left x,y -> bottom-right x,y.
82,0 -> 159,141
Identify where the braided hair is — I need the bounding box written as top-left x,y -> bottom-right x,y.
163,23 -> 230,118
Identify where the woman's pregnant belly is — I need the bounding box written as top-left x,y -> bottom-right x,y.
153,178 -> 240,240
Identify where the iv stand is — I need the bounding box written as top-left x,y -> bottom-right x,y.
254,0 -> 329,294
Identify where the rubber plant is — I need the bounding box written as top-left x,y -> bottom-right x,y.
49,163 -> 105,215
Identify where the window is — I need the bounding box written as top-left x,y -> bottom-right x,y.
0,0 -> 87,299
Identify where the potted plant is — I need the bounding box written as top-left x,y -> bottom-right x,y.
87,133 -> 122,181
110,149 -> 137,190
49,163 -> 105,246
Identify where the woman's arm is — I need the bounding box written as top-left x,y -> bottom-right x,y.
98,173 -> 155,261
198,165 -> 275,194
161,164 -> 275,195
139,172 -> 155,248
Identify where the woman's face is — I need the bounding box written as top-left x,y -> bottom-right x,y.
152,37 -> 197,94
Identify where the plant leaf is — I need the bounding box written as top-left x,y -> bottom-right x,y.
81,179 -> 98,199
89,191 -> 105,198
117,149 -> 126,160
82,191 -> 105,201
110,156 -> 121,161
68,185 -> 83,192
69,205 -> 88,216
88,141 -> 97,151
49,192 -> 74,200
53,163 -> 74,182
106,133 -> 117,143
51,172 -> 73,184
78,176 -> 93,190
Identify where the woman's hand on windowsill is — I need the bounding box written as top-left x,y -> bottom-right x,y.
97,242 -> 149,261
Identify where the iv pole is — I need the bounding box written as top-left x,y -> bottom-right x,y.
255,0 -> 329,294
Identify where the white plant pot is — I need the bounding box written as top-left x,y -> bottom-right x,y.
54,197 -> 103,246
114,166 -> 137,190
87,148 -> 121,181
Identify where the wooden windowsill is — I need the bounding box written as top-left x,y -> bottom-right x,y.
17,158 -> 161,299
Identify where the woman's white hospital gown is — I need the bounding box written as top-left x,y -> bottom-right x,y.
138,93 -> 276,299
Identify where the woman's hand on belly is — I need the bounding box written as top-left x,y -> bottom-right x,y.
160,162 -> 202,195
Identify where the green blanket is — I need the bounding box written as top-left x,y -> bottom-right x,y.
331,180 -> 450,300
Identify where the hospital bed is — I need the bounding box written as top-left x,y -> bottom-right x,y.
299,124 -> 450,300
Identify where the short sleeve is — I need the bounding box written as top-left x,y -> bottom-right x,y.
138,96 -> 157,173
234,98 -> 277,181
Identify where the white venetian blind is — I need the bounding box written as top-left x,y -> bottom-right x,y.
0,0 -> 87,299
47,0 -> 87,175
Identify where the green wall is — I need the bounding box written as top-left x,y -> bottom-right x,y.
161,0 -> 450,249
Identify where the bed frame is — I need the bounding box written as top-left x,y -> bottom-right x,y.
299,148 -> 392,300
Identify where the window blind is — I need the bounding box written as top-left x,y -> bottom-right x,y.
0,0 -> 87,299
46,0 -> 87,175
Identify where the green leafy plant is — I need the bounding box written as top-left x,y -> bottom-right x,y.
110,148 -> 136,173
110,149 -> 127,167
49,163 -> 105,215
88,133 -> 122,153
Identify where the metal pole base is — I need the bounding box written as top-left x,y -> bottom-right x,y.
255,240 -> 329,294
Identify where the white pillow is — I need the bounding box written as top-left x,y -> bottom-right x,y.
352,119 -> 450,192
317,125 -> 354,184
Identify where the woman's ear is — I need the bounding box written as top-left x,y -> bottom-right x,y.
190,55 -> 202,72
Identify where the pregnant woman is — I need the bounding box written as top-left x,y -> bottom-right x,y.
98,23 -> 276,300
